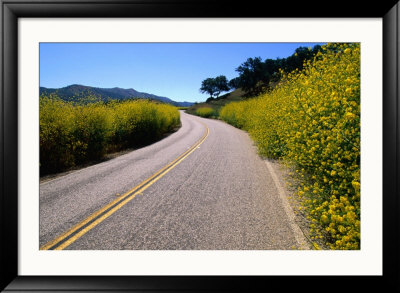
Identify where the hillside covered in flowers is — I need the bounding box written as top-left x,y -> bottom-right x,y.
220,43 -> 361,249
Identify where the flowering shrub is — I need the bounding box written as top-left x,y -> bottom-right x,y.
40,97 -> 180,175
195,107 -> 216,118
220,43 -> 360,249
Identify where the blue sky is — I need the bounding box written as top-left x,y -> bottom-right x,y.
40,43 -> 324,103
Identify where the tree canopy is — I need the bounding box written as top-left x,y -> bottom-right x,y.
235,57 -> 271,96
200,75 -> 230,99
230,45 -> 323,97
199,45 -> 323,100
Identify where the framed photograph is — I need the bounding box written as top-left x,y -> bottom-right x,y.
1,0 -> 399,292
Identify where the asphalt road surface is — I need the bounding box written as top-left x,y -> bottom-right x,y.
40,111 -> 308,250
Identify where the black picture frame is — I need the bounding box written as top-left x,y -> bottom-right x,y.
1,0 -> 399,292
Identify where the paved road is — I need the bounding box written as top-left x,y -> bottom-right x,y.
40,111 -> 307,250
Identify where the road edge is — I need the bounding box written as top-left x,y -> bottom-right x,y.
264,160 -> 311,250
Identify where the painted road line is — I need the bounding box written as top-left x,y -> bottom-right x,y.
41,124 -> 207,250
41,121 -> 209,250
55,129 -> 209,250
40,122 -> 208,250
264,160 -> 309,250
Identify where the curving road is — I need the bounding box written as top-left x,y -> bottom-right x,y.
40,111 -> 308,250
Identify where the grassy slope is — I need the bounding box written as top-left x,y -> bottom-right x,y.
186,80 -> 281,117
186,88 -> 246,116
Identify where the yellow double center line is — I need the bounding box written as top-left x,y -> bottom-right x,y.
41,121 -> 209,250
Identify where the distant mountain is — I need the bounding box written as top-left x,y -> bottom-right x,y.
39,84 -> 194,107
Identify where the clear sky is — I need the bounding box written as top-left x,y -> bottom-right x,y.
40,43 -> 324,103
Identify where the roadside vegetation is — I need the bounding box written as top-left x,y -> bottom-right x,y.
219,43 -> 360,250
194,107 -> 218,118
40,96 -> 180,176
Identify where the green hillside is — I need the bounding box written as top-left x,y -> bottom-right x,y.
186,88 -> 246,118
40,84 -> 194,107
